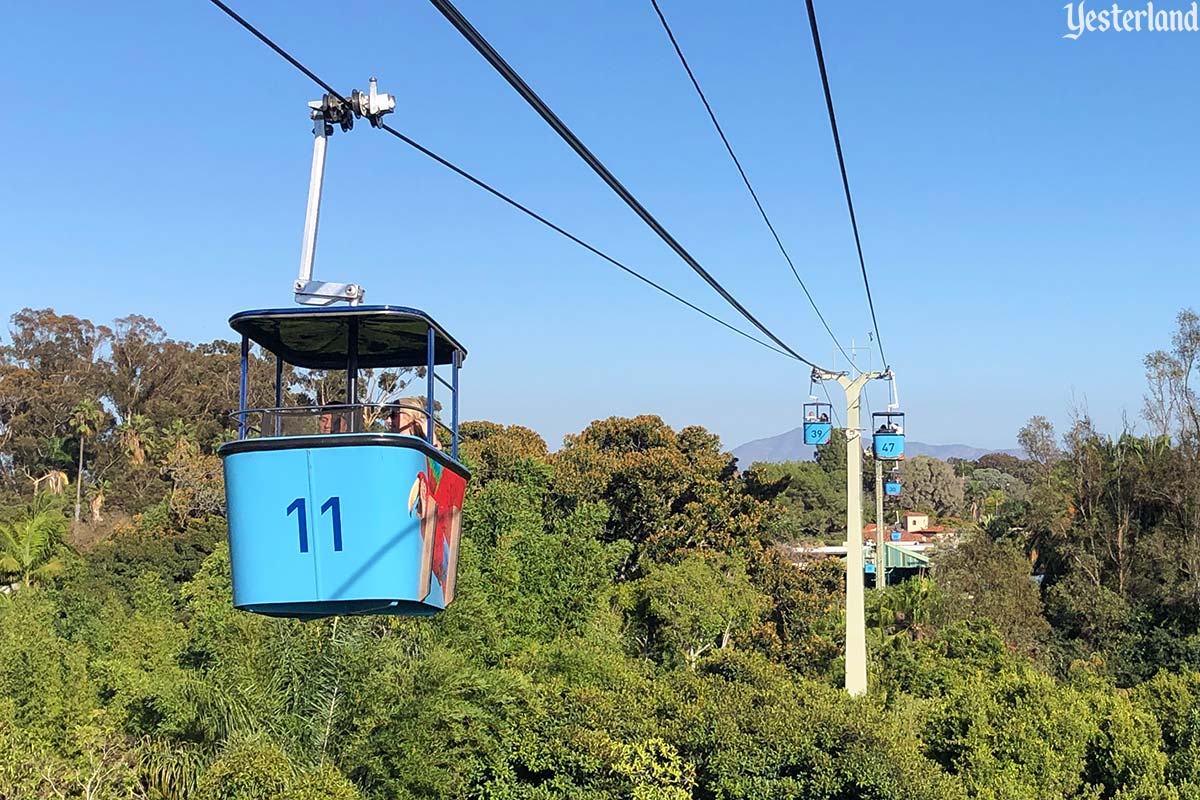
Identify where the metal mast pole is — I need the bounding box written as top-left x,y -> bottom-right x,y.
814,367 -> 886,696
875,458 -> 885,589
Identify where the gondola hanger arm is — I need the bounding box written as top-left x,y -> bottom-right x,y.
294,78 -> 396,306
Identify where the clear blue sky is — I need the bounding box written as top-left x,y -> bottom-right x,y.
2,1 -> 1197,452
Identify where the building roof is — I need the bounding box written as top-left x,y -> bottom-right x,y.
863,524 -> 931,544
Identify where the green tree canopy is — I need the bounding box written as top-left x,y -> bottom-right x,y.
901,456 -> 965,518
743,460 -> 843,541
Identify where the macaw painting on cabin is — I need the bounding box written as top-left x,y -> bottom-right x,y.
409,454 -> 468,605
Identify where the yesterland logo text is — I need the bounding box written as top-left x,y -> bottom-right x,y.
1064,1 -> 1200,38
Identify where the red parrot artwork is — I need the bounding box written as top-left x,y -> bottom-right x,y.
408,456 -> 467,604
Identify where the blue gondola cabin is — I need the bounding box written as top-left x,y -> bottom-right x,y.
803,401 -> 833,445
884,471 -> 902,497
218,306 -> 470,620
872,410 -> 905,460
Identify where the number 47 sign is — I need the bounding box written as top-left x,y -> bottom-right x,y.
286,496 -> 343,553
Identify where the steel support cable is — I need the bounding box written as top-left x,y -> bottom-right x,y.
803,0 -> 888,369
648,0 -> 858,372
208,0 -> 343,99
427,0 -> 827,371
377,124 -> 793,358
821,381 -> 842,429
203,0 -> 794,360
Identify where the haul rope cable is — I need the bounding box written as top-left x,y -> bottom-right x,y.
648,0 -> 861,374
426,0 -> 830,371
205,0 -> 796,360
804,0 -> 889,369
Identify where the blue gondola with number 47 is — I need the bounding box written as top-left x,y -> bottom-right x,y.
872,410 -> 905,461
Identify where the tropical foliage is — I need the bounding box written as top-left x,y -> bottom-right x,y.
3,307 -> 1200,798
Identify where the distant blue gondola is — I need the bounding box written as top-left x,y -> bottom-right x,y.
803,402 -> 833,445
872,410 -> 905,460
884,469 -> 902,497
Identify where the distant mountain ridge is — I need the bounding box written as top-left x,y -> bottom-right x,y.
730,426 -> 1023,466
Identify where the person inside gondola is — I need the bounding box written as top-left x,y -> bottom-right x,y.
819,413 -> 829,423
318,411 -> 346,435
806,409 -> 817,421
389,405 -> 441,449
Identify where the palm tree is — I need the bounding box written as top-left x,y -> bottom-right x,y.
26,469 -> 68,495
0,496 -> 68,589
871,576 -> 938,646
69,399 -> 104,530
